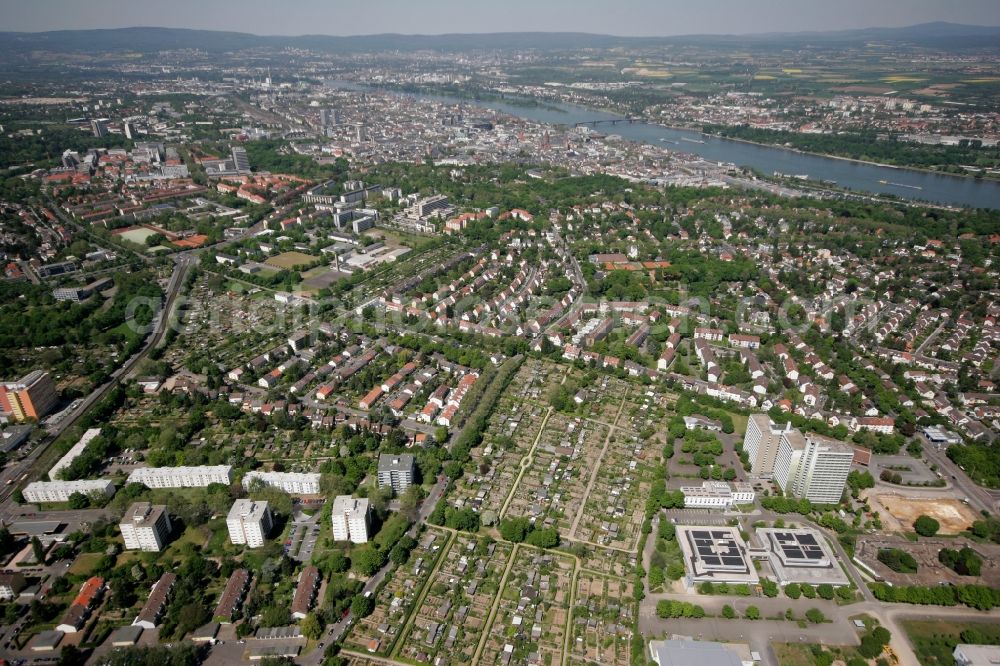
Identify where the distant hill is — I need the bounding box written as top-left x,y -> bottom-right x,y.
0,22 -> 998,56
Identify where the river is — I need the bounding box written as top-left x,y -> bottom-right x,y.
328,81 -> 1000,210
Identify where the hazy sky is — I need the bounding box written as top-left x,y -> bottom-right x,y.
2,0 -> 999,36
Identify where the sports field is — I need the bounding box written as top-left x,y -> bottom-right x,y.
265,251 -> 317,269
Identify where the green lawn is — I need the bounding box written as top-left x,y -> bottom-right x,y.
903,619 -> 1000,666
69,552 -> 105,576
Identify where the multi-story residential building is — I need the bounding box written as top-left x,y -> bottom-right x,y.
119,503 -> 172,552
127,465 -> 233,489
213,568 -> 251,624
743,414 -> 792,478
290,566 -> 320,620
784,435 -> 854,504
56,576 -> 104,633
0,573 -> 26,600
226,499 -> 273,548
377,453 -> 415,494
0,370 -> 59,422
49,428 -> 102,480
242,471 -> 321,495
23,479 -> 115,504
772,428 -> 807,495
331,496 -> 371,544
133,573 -> 175,629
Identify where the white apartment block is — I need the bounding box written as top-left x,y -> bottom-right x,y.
242,471 -> 321,495
786,435 -> 854,504
226,499 -> 273,548
330,495 -> 371,544
127,465 -> 233,489
680,481 -> 756,508
743,414 -> 794,478
22,479 -> 115,504
120,502 -> 172,552
49,428 -> 102,481
773,428 -> 807,495
377,453 -> 415,494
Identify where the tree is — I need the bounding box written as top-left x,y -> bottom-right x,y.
760,579 -> 779,598
31,536 -> 45,564
784,583 -> 801,599
805,608 -> 826,624
878,548 -> 918,573
499,517 -> 532,543
914,515 -> 940,537
67,492 -> 90,510
744,605 -> 760,620
817,584 -> 834,600
351,594 -> 374,618
721,604 -> 735,619
525,527 -> 560,549
301,613 -> 323,639
352,547 -> 386,577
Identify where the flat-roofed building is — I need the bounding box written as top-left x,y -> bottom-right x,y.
242,470 -> 321,495
120,502 -> 172,552
0,370 -> 58,422
783,434 -> 854,504
49,428 -> 102,480
331,495 -> 371,544
679,481 -> 755,508
377,453 -> 415,494
127,465 -> 233,489
756,527 -> 849,586
23,479 -> 115,504
675,526 -> 759,586
648,639 -> 746,666
954,644 -> 1000,666
226,499 -> 273,548
744,414 -> 792,478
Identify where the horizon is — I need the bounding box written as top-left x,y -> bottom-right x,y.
4,19 -> 1000,39
3,0 -> 1000,38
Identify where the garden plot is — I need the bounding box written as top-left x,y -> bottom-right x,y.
573,546 -> 637,580
343,528 -> 448,655
449,393 -> 549,521
502,413 -> 608,533
569,573 -> 635,666
479,547 -> 575,666
571,429 -> 656,551
396,535 -> 514,665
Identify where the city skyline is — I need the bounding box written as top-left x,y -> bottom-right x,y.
2,0 -> 1000,37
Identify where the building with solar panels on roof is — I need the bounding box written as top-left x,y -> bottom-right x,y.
675,526 -> 759,586
756,527 -> 849,586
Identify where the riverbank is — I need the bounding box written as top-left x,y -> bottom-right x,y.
699,129 -> 1000,183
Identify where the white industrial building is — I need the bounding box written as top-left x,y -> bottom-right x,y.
127,465 -> 233,489
23,479 -> 115,504
226,499 -> 273,548
49,428 -> 102,481
120,502 -> 172,552
330,495 -> 371,544
680,481 -> 755,508
242,471 -> 321,495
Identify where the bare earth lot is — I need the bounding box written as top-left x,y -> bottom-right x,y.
870,492 -> 977,534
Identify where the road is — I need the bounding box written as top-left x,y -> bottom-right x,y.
0,251 -> 194,516
920,435 -> 999,514
294,475 -> 447,666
